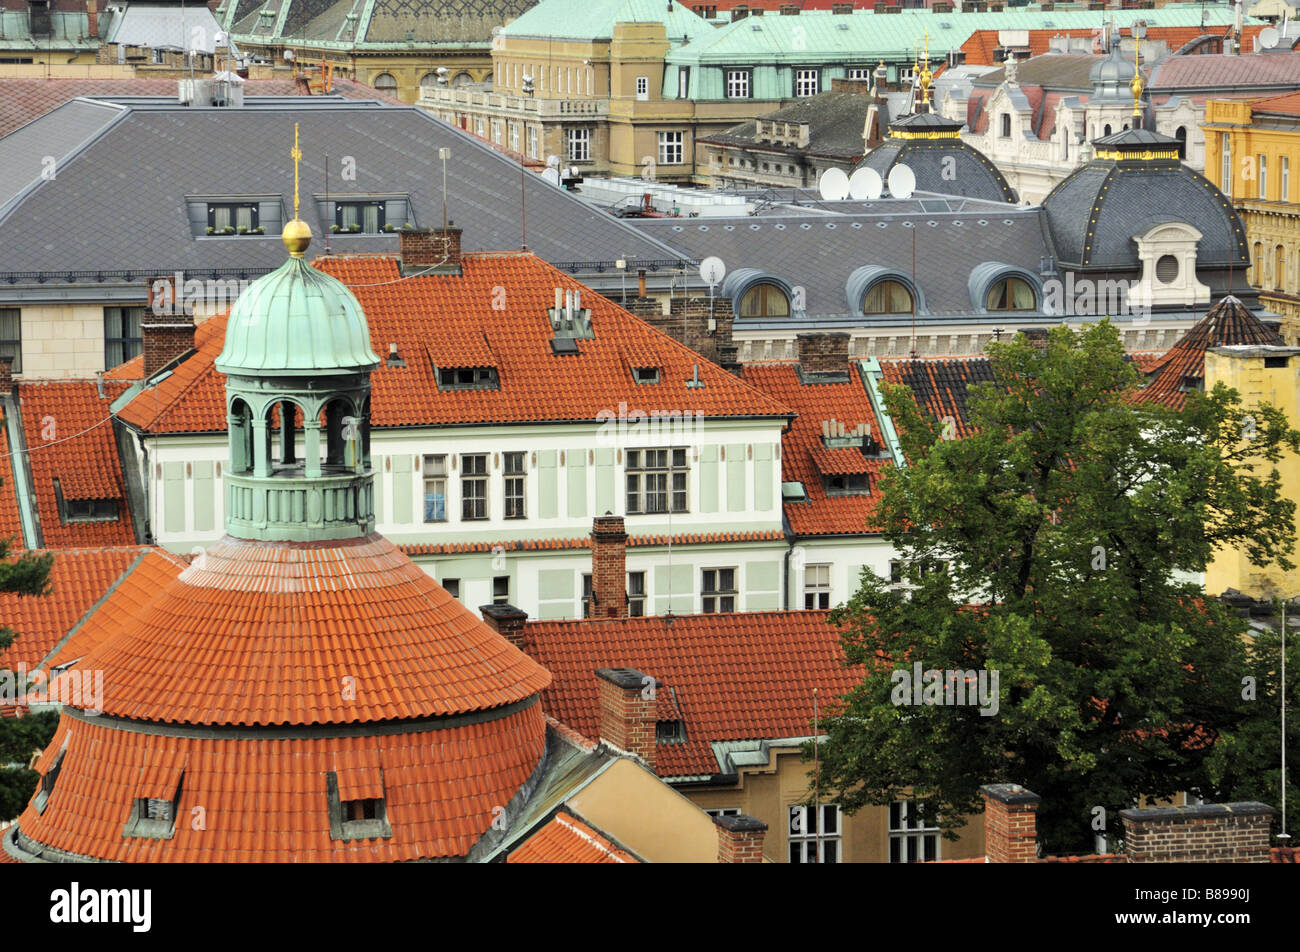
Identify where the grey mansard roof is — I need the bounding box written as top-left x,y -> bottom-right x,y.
857,113 -> 1019,204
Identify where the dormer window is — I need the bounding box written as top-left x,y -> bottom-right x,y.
207,202 -> 259,235
123,770 -> 184,839
53,478 -> 120,524
437,367 -> 498,390
34,749 -> 64,815
656,720 -> 687,744
863,280 -> 913,315
985,276 -> 1036,311
633,366 -> 660,384
334,200 -> 386,234
824,473 -> 869,496
739,283 -> 790,318
327,770 -> 393,841
28,1 -> 50,37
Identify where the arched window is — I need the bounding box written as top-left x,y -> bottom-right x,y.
986,276 -> 1036,311
862,280 -> 913,314
1276,244 -> 1287,292
268,400 -> 304,468
453,71 -> 473,87
229,398 -> 253,474
322,398 -> 357,470
1103,123 -> 1112,136
1000,113 -> 1011,138
740,283 -> 790,318
419,72 -> 440,91
373,73 -> 398,93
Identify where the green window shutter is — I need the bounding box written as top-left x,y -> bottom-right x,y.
726,443 -> 746,512
699,445 -> 718,513
538,568 -> 574,600
595,448 -> 614,515
392,454 -> 412,525
567,451 -> 587,518
755,443 -> 773,512
192,460 -> 214,532
538,450 -> 558,519
373,457 -> 384,523
163,462 -> 186,533
653,562 -> 693,615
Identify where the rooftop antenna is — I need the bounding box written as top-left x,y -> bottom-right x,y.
813,687 -> 821,862
324,152 -> 331,254
1131,31 -> 1144,127
438,146 -> 450,234
1281,600 -> 1291,845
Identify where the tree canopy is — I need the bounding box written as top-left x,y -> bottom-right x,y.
809,320 -> 1300,855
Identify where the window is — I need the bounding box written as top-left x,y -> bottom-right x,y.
504,451 -> 526,519
207,201 -> 258,234
726,69 -> 751,99
626,448 -> 688,514
437,367 -> 498,390
65,498 -> 120,521
509,121 -> 520,153
475,117 -> 485,137
582,573 -> 593,618
1259,154 -> 1268,200
794,68 -> 820,97
493,575 -> 510,605
985,276 -> 1036,311
34,750 -> 63,814
527,125 -> 539,158
636,75 -> 649,99
335,200 -> 385,234
442,578 -> 460,599
632,366 -> 660,384
701,567 -> 736,613
423,455 -> 447,522
846,66 -> 872,80
789,804 -> 841,863
491,120 -> 502,144
824,473 -> 868,496
124,777 -> 184,839
1155,254 -> 1180,284
889,560 -> 903,584
461,454 -> 488,520
678,67 -> 690,98
705,807 -> 740,818
567,127 -> 591,162
1276,245 -> 1287,292
739,282 -> 790,318
804,564 -> 830,610
1103,123 -> 1112,136
1221,133 -> 1232,196
656,720 -> 687,744
373,73 -> 397,93
658,131 -> 684,165
1000,113 -> 1011,138
889,799 -> 940,863
104,306 -> 143,368
0,308 -> 20,374
1283,156 -> 1292,203
863,280 -> 913,315
692,3 -> 717,16
628,570 -> 646,617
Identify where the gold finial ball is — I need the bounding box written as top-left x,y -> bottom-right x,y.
282,218 -> 312,257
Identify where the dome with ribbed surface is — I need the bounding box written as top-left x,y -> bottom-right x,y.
216,255 -> 381,377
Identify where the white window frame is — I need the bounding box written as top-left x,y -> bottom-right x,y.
461,453 -> 488,521
1259,153 -> 1268,200
1221,133 -> 1232,196
567,127 -> 591,163
658,130 -> 684,165
794,68 -> 820,97
628,570 -> 647,617
527,125 -> 539,158
422,454 -> 447,523
1282,155 -> 1291,203
678,67 -> 689,98
846,66 -> 872,80
701,567 -> 736,614
726,69 -> 751,99
626,447 -> 688,514
509,121 -> 520,154
889,799 -> 941,863
804,563 -> 831,610
636,75 -> 649,100
788,804 -> 841,863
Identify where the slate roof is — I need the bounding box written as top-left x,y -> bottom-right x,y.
971,52 -> 1103,91
1150,51 -> 1300,92
0,98 -> 682,279
631,203 -> 1046,324
858,116 -> 1018,203
698,90 -> 874,162
116,251 -> 790,434
523,610 -> 860,781
1041,138 -> 1250,271
879,354 -> 996,439
1136,295 -> 1284,410
508,811 -> 638,863
742,361 -> 889,537
229,0 -> 539,46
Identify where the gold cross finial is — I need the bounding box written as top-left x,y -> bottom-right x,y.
1130,41 -> 1143,120
291,122 -> 302,219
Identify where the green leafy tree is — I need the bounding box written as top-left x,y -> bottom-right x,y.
809,320 -> 1300,855
0,527 -> 55,820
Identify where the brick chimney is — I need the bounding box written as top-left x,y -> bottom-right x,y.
1017,327 -> 1049,351
591,514 -> 627,618
796,332 -> 850,375
714,813 -> 768,863
399,223 -> 461,272
981,783 -> 1040,862
87,0 -> 98,38
480,603 -> 529,651
595,667 -> 657,769
1121,802 -> 1276,863
142,277 -> 195,377
0,356 -> 13,396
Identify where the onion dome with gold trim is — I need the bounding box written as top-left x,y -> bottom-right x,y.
856,112 -> 1019,204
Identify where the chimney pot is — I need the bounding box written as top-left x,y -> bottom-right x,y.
714,813 -> 768,863
595,667 -> 657,769
980,783 -> 1041,862
480,603 -> 530,651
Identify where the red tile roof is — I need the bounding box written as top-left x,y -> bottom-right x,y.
523,610 -> 859,780
0,413 -> 23,546
15,701 -> 547,861
58,533 -> 550,726
0,546 -> 163,672
1250,90 -> 1300,117
880,355 -> 998,440
742,362 -> 889,537
399,528 -> 785,557
16,380 -> 135,547
117,253 -> 792,434
1151,50 -> 1300,91
508,811 -> 638,863
1135,296 -> 1283,410
0,77 -> 397,138
959,25 -> 1269,67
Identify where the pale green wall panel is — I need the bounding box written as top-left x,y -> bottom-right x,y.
747,592 -> 780,611
567,452 -> 587,519
163,462 -> 186,533
192,460 -> 215,532
392,454 -> 412,525
595,447 -> 615,515
726,443 -> 746,512
653,562 -> 693,615
755,443 -> 773,512
538,568 -> 573,600
699,444 -> 718,513
746,559 -> 779,593
538,450 -> 558,519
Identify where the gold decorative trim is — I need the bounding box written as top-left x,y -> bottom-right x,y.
891,129 -> 962,140
1095,148 -> 1180,161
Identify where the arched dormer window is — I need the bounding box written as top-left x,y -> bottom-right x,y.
723,269 -> 798,319
862,280 -> 913,314
740,282 -> 790,318
986,276 -> 1036,311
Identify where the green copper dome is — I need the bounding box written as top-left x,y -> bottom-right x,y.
216,255 -> 381,377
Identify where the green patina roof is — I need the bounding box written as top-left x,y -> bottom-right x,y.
665,7 -> 1252,66
501,0 -> 712,42
216,252 -> 381,377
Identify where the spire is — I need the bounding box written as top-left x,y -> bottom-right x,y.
917,29 -> 933,112
1130,38 -> 1144,123
283,122 -> 312,258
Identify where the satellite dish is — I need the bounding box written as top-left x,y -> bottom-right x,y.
849,167 -> 882,201
887,163 -> 916,200
542,167 -> 561,186
546,154 -> 561,169
283,50 -> 295,61
1259,26 -> 1280,49
699,256 -> 726,287
818,167 -> 850,202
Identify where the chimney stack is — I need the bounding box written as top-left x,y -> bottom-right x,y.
1017,327 -> 1049,351
0,356 -> 13,396
479,603 -> 529,651
591,514 -> 628,618
796,332 -> 850,376
714,813 -> 768,863
142,277 -> 196,377
399,223 -> 462,272
981,783 -> 1040,862
595,667 -> 657,769
1121,802 -> 1276,863
87,0 -> 98,38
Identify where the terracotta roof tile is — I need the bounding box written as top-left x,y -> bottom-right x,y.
117,253 -> 791,434
959,25 -> 1269,67
1250,90 -> 1300,117
742,362 -> 889,537
0,415 -> 23,545
508,811 -> 638,863
399,528 -> 784,558
523,610 -> 859,780
16,380 -> 135,547
880,355 -> 998,440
